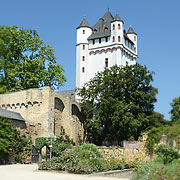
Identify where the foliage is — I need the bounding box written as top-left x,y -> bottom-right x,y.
154,144 -> 180,164
147,111 -> 168,128
12,130 -> 31,163
0,117 -> 14,160
146,123 -> 180,154
132,161 -> 180,180
170,95 -> 180,121
0,117 -> 31,163
38,143 -> 108,174
0,25 -> 66,93
77,64 -> 158,145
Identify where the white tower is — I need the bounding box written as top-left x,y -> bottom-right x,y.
76,18 -> 92,89
127,26 -> 138,55
76,11 -> 138,96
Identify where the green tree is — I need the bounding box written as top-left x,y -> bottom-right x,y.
0,117 -> 31,163
0,25 -> 66,93
148,111 -> 168,128
170,96 -> 180,122
0,117 -> 14,160
77,64 -> 158,145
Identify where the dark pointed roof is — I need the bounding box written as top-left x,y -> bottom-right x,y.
0,108 -> 25,121
127,26 -> 137,35
77,18 -> 91,29
88,11 -> 114,40
111,14 -> 124,23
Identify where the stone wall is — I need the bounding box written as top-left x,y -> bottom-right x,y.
98,136 -> 150,163
0,87 -> 84,144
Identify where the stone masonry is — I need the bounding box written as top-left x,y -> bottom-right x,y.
0,86 -> 84,144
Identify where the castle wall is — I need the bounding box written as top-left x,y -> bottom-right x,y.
0,87 -> 84,144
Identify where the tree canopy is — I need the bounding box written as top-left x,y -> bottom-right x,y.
0,25 -> 66,93
77,64 -> 158,145
170,96 -> 180,122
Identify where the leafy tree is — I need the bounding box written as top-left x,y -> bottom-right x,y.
170,96 -> 180,122
0,25 -> 66,93
0,117 -> 14,160
148,111 -> 168,128
77,64 -> 158,145
0,117 -> 31,163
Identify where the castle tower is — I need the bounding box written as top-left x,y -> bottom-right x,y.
110,14 -> 124,66
76,11 -> 138,94
127,26 -> 137,55
76,18 -> 92,89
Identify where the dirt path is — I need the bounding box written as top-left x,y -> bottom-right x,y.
0,164 -> 130,180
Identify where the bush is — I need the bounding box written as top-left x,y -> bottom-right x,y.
132,161 -> 180,180
38,143 -> 108,174
154,144 -> 180,164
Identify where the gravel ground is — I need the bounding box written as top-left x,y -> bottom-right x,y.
0,164 -> 130,180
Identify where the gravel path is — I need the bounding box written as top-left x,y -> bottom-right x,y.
0,164 -> 130,180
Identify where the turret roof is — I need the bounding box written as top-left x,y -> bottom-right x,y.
127,26 -> 137,35
111,14 -> 124,23
77,18 -> 91,29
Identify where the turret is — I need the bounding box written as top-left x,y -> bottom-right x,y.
127,26 -> 137,54
76,18 -> 92,89
111,14 -> 124,43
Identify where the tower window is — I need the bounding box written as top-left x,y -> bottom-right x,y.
82,67 -> 85,73
134,36 -> 136,41
99,38 -> 101,44
118,24 -> 121,29
82,56 -> 85,61
105,58 -> 108,67
83,30 -> 85,34
113,24 -> 115,30
105,37 -> 108,42
112,36 -> 115,42
94,29 -> 97,34
134,47 -> 136,53
118,36 -> 121,42
104,27 -> 108,32
93,39 -> 95,44
83,45 -> 85,50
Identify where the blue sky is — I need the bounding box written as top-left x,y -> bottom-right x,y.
0,0 -> 180,120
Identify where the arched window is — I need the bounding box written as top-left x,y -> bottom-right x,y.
134,36 -> 136,41
82,67 -> 85,73
118,36 -> 121,42
83,45 -> 85,50
94,29 -> 97,34
83,30 -> 85,34
112,36 -> 115,42
118,24 -> 121,30
54,97 -> 65,112
134,47 -> 136,53
105,58 -> 108,67
113,24 -> 115,30
104,27 -> 108,32
82,56 -> 85,61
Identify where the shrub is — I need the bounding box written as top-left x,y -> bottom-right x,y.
38,143 -> 108,174
154,144 -> 180,164
132,161 -> 180,180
